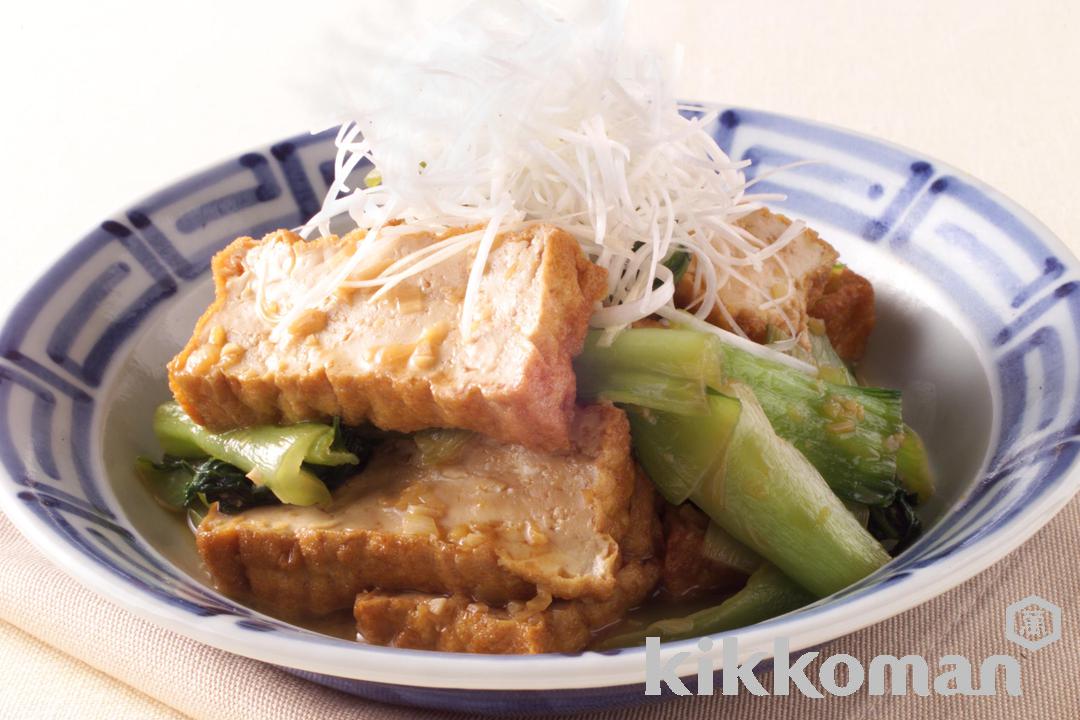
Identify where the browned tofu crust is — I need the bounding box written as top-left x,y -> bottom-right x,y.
353,561 -> 659,654
197,517 -> 533,616
808,267 -> 876,362
674,208 -> 839,348
196,404 -> 649,618
659,503 -> 748,598
169,224 -> 607,452
353,469 -> 661,653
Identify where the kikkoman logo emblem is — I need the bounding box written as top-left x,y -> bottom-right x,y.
645,595 -> 1062,697
1005,595 -> 1061,651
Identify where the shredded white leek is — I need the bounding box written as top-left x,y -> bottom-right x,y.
277,0 -> 811,366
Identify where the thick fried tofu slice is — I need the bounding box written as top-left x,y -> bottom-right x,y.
169,224 -> 607,452
675,208 -> 838,348
196,405 -> 645,617
353,470 -> 660,654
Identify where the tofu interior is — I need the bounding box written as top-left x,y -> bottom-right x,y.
233,434 -> 617,585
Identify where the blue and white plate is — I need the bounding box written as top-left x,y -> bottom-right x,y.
1,105 -> 1077,715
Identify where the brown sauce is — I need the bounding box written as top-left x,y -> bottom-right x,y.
588,589 -> 735,649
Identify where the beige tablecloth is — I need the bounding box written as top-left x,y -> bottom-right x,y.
2,497 -> 1078,719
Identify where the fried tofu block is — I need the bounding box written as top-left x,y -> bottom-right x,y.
675,209 -> 838,348
353,470 -> 660,654
354,561 -> 658,654
169,224 -> 607,452
660,503 -> 748,598
196,405 -> 644,617
809,267 -> 875,362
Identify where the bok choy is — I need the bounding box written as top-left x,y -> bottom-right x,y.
628,385 -> 890,598
138,402 -> 365,511
576,327 -> 905,505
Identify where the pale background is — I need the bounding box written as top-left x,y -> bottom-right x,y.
0,0 -> 1077,717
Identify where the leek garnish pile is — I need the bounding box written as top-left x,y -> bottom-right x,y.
250,1 -> 815,371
